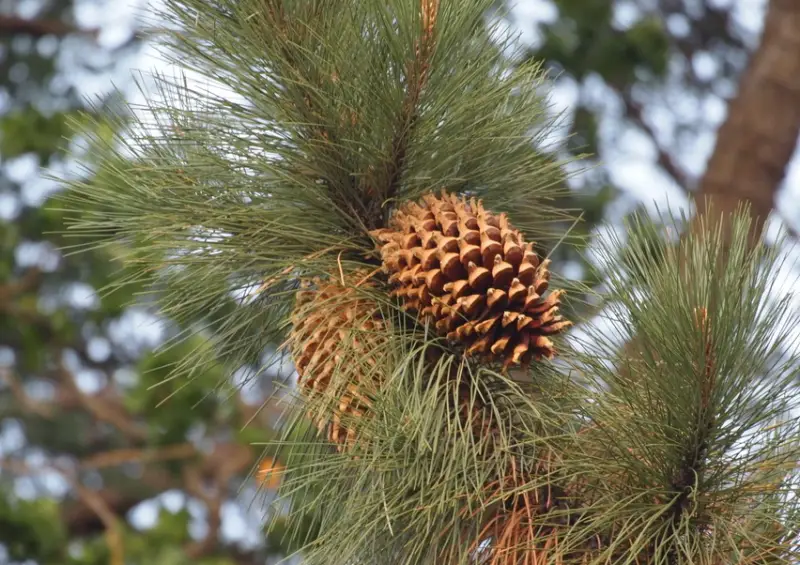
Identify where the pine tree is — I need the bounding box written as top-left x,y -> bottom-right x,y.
63,1 -> 800,564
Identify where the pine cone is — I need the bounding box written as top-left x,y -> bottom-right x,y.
289,270 -> 385,449
371,191 -> 571,367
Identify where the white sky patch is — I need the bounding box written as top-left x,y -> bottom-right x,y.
108,308 -> 167,355
5,154 -> 39,184
508,0 -> 557,46
567,302 -> 632,357
777,142 -> 800,234
74,368 -> 109,395
14,240 -> 61,272
87,336 -> 113,363
0,191 -> 21,220
64,282 -> 101,310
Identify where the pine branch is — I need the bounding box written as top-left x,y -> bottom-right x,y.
666,307 -> 716,550
183,442 -> 254,558
71,481 -> 126,565
0,267 -> 42,303
62,467 -> 177,537
577,211 -> 800,564
254,1 -> 378,234
183,464 -> 224,558
79,444 -> 197,469
61,0 -> 569,422
2,458 -> 126,565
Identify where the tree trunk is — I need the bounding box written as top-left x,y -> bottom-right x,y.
695,0 -> 800,240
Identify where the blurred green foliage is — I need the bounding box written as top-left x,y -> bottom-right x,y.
0,108 -> 72,162
0,1 -> 291,563
0,494 -> 66,563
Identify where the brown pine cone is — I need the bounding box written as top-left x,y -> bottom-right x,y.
372,191 -> 571,368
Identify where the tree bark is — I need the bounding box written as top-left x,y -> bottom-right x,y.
694,0 -> 800,239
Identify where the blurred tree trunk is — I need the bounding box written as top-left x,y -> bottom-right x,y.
695,0 -> 800,240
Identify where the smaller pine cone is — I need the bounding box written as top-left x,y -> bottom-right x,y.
371,192 -> 571,368
289,271 -> 385,449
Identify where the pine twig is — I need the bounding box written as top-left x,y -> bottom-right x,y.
183,442 -> 254,558
377,0 -> 439,213
73,482 -> 126,565
620,93 -> 800,241
183,464 -> 223,558
0,267 -> 42,307
621,94 -> 691,192
621,93 -> 800,241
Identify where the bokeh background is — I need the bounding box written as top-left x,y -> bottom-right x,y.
1,1 -> 798,564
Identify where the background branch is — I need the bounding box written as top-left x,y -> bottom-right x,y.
621,94 -> 691,191
80,444 -> 197,470
72,482 -> 126,565
0,15 -> 96,38
0,367 -> 54,418
55,361 -> 147,442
